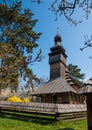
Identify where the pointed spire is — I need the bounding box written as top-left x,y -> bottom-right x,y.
54,27 -> 62,45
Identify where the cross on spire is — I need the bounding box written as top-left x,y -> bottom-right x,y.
57,27 -> 60,35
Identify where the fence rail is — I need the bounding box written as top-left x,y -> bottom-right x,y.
0,101 -> 87,120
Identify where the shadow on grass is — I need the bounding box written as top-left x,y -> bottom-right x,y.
58,128 -> 74,130
0,113 -> 6,118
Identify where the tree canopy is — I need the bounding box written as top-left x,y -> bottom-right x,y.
0,1 -> 42,92
67,64 -> 85,86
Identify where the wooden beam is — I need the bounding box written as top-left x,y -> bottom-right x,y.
86,94 -> 92,130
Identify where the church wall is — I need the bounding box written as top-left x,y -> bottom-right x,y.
56,93 -> 70,104
50,62 -> 66,80
39,92 -> 85,104
40,93 -> 70,104
60,63 -> 66,79
41,95 -> 52,103
50,62 -> 61,80
69,93 -> 85,104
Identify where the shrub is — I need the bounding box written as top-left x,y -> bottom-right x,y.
22,98 -> 30,102
7,96 -> 22,102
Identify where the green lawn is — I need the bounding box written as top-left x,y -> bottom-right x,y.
0,113 -> 87,130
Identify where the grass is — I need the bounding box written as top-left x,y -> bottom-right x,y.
0,113 -> 87,130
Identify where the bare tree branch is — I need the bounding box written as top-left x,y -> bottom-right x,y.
48,0 -> 92,25
80,35 -> 92,51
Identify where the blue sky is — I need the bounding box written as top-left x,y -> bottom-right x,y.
22,0 -> 92,82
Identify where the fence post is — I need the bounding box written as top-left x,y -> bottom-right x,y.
0,107 -> 1,113
86,93 -> 92,130
55,113 -> 60,121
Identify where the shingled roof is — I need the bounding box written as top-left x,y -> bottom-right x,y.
78,77 -> 92,94
32,77 -> 76,95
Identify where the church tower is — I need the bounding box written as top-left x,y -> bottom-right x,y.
48,34 -> 67,80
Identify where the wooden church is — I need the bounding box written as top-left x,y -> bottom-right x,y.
31,34 -> 84,104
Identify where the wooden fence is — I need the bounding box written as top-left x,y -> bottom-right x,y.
0,101 -> 87,121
